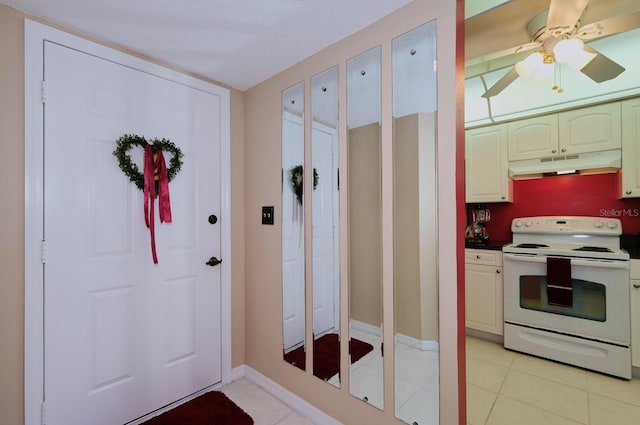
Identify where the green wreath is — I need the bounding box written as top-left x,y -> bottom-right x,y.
289,165 -> 319,205
113,134 -> 184,194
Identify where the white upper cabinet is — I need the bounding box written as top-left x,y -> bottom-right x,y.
465,124 -> 513,203
506,103 -> 621,162
507,115 -> 558,161
621,98 -> 640,198
558,103 -> 621,155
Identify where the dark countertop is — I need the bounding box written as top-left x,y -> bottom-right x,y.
621,234 -> 640,259
465,240 -> 511,251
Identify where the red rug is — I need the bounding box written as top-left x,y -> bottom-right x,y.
284,333 -> 374,380
141,391 -> 253,425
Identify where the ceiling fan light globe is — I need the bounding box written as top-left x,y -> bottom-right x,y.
553,38 -> 597,71
515,52 -> 544,78
553,38 -> 584,64
532,62 -> 554,82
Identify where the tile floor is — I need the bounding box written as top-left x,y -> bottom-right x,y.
221,336 -> 640,425
466,336 -> 640,425
221,378 -> 317,425
224,326 -> 439,425
394,339 -> 439,425
349,324 -> 440,424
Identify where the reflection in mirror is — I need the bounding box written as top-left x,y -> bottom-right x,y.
311,67 -> 341,387
282,82 -> 306,371
392,21 -> 439,425
347,46 -> 383,409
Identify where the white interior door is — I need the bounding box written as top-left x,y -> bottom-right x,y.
312,123 -> 339,336
282,112 -> 306,351
43,41 -> 222,425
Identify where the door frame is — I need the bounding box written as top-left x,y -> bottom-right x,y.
24,20 -> 232,425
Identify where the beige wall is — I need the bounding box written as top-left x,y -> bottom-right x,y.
394,113 -> 422,340
348,123 -> 382,328
0,5 -> 246,424
0,6 -> 26,425
243,1 -> 459,424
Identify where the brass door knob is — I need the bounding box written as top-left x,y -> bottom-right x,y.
206,257 -> 223,267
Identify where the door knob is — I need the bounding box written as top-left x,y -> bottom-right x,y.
206,257 -> 223,267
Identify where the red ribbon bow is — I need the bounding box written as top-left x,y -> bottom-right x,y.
144,145 -> 173,264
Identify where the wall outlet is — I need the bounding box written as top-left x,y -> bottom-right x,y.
262,206 -> 274,225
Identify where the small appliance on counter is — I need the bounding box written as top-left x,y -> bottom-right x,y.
465,204 -> 490,244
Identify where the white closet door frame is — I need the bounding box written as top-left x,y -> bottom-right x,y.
24,20 -> 232,425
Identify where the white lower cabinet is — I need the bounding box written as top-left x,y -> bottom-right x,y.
465,249 -> 503,335
632,260 -> 640,368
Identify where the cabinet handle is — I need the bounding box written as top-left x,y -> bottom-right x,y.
496,269 -> 501,274
561,148 -> 566,153
552,149 -> 557,154
634,283 -> 640,289
476,255 -> 481,259
626,190 -> 632,195
501,196 -> 506,200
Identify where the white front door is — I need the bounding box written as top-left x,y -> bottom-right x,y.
282,112 -> 306,351
43,41 -> 222,425
312,123 -> 339,336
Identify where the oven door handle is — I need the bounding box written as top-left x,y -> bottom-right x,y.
503,253 -> 629,269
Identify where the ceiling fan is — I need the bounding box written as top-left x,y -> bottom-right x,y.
480,0 -> 640,98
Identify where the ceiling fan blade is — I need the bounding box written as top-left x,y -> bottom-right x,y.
577,11 -> 640,40
580,45 -> 625,83
482,67 -> 519,98
546,0 -> 590,35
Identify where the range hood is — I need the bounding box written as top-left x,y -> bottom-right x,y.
508,149 -> 621,179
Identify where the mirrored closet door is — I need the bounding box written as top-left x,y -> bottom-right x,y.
392,21 -> 439,425
311,67 -> 342,387
282,82 -> 306,371
346,45 -> 384,409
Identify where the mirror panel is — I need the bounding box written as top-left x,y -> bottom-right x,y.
311,67 -> 342,387
282,82 -> 306,371
392,21 -> 439,425
347,46 -> 384,409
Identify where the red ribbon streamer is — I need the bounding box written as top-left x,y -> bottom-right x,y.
144,145 -> 173,264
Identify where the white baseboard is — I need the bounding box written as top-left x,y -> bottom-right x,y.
231,364 -> 246,382
242,366 -> 343,425
395,333 -> 439,351
349,319 -> 382,337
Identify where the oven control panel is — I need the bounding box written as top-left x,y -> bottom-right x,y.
511,216 -> 622,235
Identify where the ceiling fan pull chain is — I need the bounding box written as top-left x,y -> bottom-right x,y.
552,64 -> 564,94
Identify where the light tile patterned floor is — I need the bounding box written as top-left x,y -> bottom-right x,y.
466,336 -> 640,425
221,336 -> 640,425
222,378 -> 317,425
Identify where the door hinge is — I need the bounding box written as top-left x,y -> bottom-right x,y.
41,80 -> 47,104
41,240 -> 47,264
41,400 -> 46,425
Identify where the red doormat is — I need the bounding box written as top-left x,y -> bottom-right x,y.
141,391 -> 253,425
284,333 -> 374,380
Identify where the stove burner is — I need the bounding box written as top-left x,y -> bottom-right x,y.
514,243 -> 549,249
572,246 -> 613,253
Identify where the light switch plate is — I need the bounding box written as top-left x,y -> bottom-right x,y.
262,206 -> 274,225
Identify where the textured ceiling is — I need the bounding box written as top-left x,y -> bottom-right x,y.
1,0 -> 413,91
